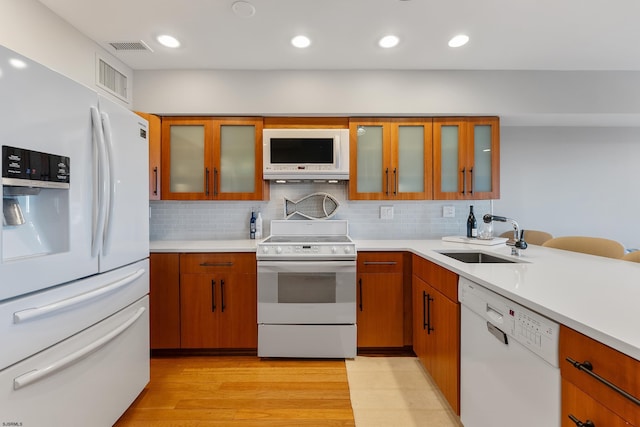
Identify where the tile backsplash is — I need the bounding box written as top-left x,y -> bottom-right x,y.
149,182 -> 494,241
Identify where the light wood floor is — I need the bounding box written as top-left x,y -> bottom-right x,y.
114,356 -> 356,426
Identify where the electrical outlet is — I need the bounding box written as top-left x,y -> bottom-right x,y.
443,206 -> 455,218
380,206 -> 394,220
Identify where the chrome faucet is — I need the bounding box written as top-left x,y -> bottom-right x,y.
483,214 -> 528,256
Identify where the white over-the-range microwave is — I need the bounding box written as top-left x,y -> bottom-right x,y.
262,128 -> 350,181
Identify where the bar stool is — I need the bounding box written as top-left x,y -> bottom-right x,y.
541,236 -> 625,259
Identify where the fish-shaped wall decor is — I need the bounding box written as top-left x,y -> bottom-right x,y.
284,192 -> 340,220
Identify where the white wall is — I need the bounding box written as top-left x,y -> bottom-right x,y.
0,0 -> 133,107
495,126 -> 640,249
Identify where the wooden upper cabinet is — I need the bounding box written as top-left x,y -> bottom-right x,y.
349,118 -> 433,200
135,112 -> 161,200
433,117 -> 500,200
161,117 -> 266,201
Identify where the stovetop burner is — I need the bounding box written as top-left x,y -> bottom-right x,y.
257,219 -> 356,260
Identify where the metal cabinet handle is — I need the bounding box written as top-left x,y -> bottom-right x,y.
568,415 -> 595,427
385,168 -> 389,195
205,168 -> 210,196
469,167 -> 474,195
363,261 -> 397,266
153,166 -> 158,195
213,167 -> 219,197
393,168 -> 398,196
461,167 -> 466,195
565,357 -> 640,406
211,279 -> 216,312
422,291 -> 434,334
220,279 -> 226,312
199,262 -> 234,267
358,278 -> 363,311
426,292 -> 434,334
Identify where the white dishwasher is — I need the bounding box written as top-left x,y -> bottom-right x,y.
459,277 -> 560,427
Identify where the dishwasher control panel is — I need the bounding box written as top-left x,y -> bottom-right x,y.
459,277 -> 560,367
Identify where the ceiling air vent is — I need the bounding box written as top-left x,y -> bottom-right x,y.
97,57 -> 128,102
108,40 -> 152,52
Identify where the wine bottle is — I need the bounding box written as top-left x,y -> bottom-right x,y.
467,206 -> 477,238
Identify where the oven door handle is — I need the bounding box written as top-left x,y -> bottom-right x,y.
257,261 -> 356,270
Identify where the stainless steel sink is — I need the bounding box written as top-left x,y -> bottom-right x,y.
439,251 -> 519,264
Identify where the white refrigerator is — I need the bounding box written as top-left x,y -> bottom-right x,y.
0,44 -> 150,426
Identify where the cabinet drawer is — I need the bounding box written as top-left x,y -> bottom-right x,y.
412,255 -> 458,302
358,252 -> 403,273
562,379 -> 631,427
560,326 -> 639,426
180,253 -> 256,274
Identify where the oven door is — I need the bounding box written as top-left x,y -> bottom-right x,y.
257,260 -> 356,324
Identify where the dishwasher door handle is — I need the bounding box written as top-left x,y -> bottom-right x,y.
486,321 -> 508,345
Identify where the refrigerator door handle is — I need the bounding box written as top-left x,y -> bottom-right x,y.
13,306 -> 146,390
100,112 -> 116,256
90,106 -> 109,258
13,268 -> 146,324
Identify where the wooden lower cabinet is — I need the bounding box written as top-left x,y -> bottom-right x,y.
356,252 -> 404,348
180,253 -> 257,349
412,255 -> 460,415
149,253 -> 181,349
560,325 -> 639,426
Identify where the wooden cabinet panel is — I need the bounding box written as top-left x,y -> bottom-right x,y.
433,117 -> 500,200
349,118 -> 433,200
161,117 -> 266,201
412,255 -> 458,302
180,253 -> 257,349
560,325 -> 639,426
135,112 -> 161,200
562,379 -> 632,427
357,252 -> 404,348
412,262 -> 460,415
149,253 -> 180,349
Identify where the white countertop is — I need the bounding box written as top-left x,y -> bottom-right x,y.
150,238 -> 640,361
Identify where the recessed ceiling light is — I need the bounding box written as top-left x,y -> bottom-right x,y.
291,35 -> 311,49
157,35 -> 181,48
448,34 -> 469,48
378,35 -> 400,49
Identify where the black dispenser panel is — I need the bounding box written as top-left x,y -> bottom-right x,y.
2,146 -> 70,187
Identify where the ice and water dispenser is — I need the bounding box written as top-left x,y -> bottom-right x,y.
2,146 -> 70,260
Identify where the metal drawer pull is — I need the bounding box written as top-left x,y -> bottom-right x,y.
568,414 -> 595,427
363,261 -> 397,265
199,262 -> 234,267
565,357 -> 640,406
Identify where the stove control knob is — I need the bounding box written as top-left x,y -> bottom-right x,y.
262,246 -> 269,254
331,246 -> 337,254
344,246 -> 352,254
276,246 -> 283,254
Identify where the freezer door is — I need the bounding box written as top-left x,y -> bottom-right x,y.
0,295 -> 149,426
0,259 -> 148,370
0,45 -> 98,301
96,95 -> 149,272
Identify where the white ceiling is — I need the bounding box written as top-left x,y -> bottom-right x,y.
38,0 -> 640,71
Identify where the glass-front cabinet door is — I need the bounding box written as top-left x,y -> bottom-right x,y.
161,118 -> 213,200
214,118 -> 264,200
349,118 -> 432,200
433,117 -> 499,200
161,117 -> 265,200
